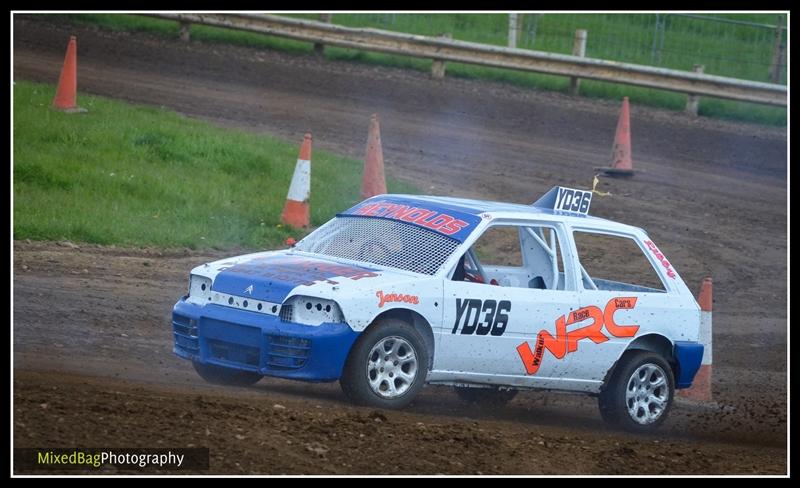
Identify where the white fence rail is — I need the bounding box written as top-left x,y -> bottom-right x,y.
145,13 -> 786,107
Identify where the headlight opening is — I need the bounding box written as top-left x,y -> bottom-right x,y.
280,296 -> 344,326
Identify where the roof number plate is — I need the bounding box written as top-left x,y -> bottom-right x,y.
555,187 -> 592,215
533,186 -> 592,216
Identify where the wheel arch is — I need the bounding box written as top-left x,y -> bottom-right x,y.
601,333 -> 676,391
626,333 -> 674,360
367,308 -> 435,371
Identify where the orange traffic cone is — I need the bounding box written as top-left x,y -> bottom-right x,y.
281,133 -> 313,228
595,97 -> 633,177
360,113 -> 387,199
52,36 -> 87,113
679,277 -> 713,401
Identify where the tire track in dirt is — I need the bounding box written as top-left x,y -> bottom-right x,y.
13,242 -> 787,475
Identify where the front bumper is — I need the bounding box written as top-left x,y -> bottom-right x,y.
172,297 -> 359,382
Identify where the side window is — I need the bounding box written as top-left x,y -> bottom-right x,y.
453,224 -> 567,290
519,226 -> 567,290
473,226 -> 523,267
573,231 -> 666,293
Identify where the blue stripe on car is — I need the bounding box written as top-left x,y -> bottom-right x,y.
211,254 -> 377,303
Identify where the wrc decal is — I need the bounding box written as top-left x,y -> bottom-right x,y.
516,297 -> 639,375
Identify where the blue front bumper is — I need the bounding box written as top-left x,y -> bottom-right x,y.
172,298 -> 359,382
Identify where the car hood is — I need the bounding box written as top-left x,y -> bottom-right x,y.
197,251 -> 406,304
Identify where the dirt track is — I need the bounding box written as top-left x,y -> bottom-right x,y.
12,16 -> 787,475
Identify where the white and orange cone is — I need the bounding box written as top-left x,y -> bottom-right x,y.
679,277 -> 713,401
281,133 -> 313,228
361,113 -> 387,199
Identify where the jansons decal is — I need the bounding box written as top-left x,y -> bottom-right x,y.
376,290 -> 419,308
516,297 -> 639,375
451,299 -> 511,337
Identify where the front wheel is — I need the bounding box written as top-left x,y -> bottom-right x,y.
598,351 -> 674,433
340,319 -> 429,409
192,361 -> 263,387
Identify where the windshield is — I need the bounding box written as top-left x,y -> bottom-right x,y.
294,216 -> 461,275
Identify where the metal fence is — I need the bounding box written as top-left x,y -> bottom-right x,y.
149,13 -> 785,106
321,13 -> 787,86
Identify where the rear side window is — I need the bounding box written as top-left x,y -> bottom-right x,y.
573,231 -> 666,293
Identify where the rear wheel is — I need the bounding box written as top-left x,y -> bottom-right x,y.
192,361 -> 263,387
340,319 -> 429,409
454,386 -> 518,407
598,351 -> 674,433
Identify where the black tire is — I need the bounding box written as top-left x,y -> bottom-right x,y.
598,351 -> 675,433
454,386 -> 518,407
192,361 -> 263,387
340,319 -> 429,409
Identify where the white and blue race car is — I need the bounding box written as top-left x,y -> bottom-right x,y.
172,187 -> 704,432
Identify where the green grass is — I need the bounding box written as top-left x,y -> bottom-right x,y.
47,13 -> 786,126
13,81 -> 416,249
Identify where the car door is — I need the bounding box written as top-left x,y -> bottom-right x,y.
434,221 -> 583,389
566,227 -> 689,384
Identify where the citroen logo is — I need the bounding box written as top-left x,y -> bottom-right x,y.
244,284 -> 254,295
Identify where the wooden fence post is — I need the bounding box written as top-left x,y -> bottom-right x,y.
768,15 -> 785,83
569,29 -> 587,95
685,64 -> 705,116
314,14 -> 333,57
179,21 -> 191,42
431,33 -> 452,80
508,13 -> 522,48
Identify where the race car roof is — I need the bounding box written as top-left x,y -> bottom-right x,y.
340,193 -> 641,241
